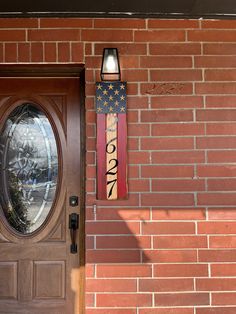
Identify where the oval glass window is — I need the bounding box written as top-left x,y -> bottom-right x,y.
0,104 -> 58,234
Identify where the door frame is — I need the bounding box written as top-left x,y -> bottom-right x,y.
0,64 -> 86,314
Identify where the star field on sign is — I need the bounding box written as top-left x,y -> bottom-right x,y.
96,82 -> 127,114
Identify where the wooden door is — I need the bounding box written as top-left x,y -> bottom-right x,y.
0,74 -> 85,314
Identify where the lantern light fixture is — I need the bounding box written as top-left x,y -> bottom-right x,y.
100,48 -> 120,81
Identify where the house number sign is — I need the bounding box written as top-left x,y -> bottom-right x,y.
96,81 -> 128,200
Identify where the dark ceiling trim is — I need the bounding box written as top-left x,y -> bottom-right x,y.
0,12 -> 236,19
1,0 -> 236,19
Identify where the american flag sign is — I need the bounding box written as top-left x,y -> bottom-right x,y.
96,81 -> 128,200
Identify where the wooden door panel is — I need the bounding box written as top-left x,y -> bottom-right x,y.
0,262 -> 17,299
0,76 -> 84,314
34,261 -> 65,299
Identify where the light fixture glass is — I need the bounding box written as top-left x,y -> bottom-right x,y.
100,48 -> 120,81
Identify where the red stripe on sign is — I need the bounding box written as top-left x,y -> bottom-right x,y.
97,114 -> 107,199
117,114 -> 128,199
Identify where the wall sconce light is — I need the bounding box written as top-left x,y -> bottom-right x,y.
100,48 -> 120,81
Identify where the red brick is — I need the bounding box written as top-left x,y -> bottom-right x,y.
140,309 -> 193,314
143,250 -> 197,263
195,56 -> 236,68
202,20 -> 236,29
210,236 -> 236,248
212,293 -> 236,305
142,222 -> 195,235
208,209 -> 236,220
188,30 -> 236,42
152,151 -> 205,164
150,43 -> 201,55
28,29 -> 81,41
197,165 -> 236,177
126,83 -> 138,95
207,123 -> 236,135
152,123 -> 204,136
140,56 -> 192,68
206,96 -> 236,108
152,179 -> 205,192
128,165 -> 139,179
129,124 -> 150,136
141,193 -> 194,207
86,293 -> 94,307
197,278 -> 236,291
96,236 -> 151,249
151,96 -> 203,109
86,236 -> 94,249
31,42 -> 43,62
155,293 -> 209,306
128,110 -> 139,123
205,69 -> 236,81
208,179 -> 236,191
197,136 -> 236,149
97,264 -> 152,278
135,30 -> 185,42
196,308 -> 236,314
129,152 -> 150,164
203,43 -> 236,55
198,222 -> 236,234
95,208 -> 150,221
129,179 -> 150,192
0,30 -> 25,41
95,43 -> 147,55
142,165 -> 194,178
141,110 -> 193,122
40,18 -> 92,28
149,20 -> 199,29
152,208 -> 206,220
120,56 -> 140,69
96,293 -> 152,307
18,43 -> 30,62
128,97 -> 149,109
208,151 -> 236,163
5,43 -> 17,62
86,250 -> 140,263
139,278 -> 194,292
58,43 -> 70,62
141,83 -> 193,95
154,236 -> 207,249
86,265 -> 95,278
44,43 -> 56,62
196,83 -> 236,95
0,18 -> 38,28
154,264 -> 208,277
211,264 -> 236,276
198,193 -> 236,206
82,29 -> 133,42
150,69 -> 202,82
197,109 -> 236,121
86,221 -> 140,235
94,19 -> 145,29
0,43 -> 3,62
71,43 -> 84,62
199,249 -> 236,262
86,279 -> 137,292
86,310 -> 136,314
122,69 -> 148,82
141,137 -> 194,150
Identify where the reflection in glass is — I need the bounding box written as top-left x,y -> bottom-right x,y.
0,104 -> 58,234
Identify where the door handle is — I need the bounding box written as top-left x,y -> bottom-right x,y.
69,213 -> 79,254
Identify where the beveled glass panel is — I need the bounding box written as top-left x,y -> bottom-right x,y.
0,104 -> 58,234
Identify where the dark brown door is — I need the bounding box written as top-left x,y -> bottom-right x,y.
0,76 -> 85,314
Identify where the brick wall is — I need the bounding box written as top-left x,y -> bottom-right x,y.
1,17 -> 236,314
